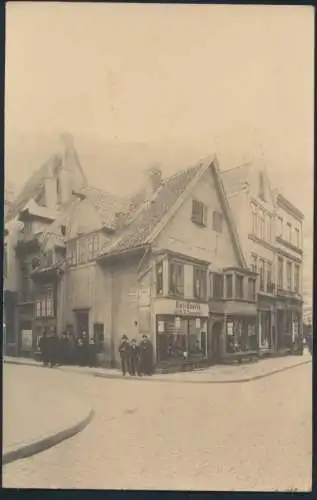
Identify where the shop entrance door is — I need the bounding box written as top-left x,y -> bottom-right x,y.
74,309 -> 89,336
211,322 -> 222,362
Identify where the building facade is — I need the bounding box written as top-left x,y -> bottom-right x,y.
221,163 -> 304,355
274,192 -> 304,350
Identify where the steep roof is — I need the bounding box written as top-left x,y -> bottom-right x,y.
79,185 -> 131,229
99,163 -> 202,255
220,162 -> 252,193
5,154 -> 62,222
98,158 -> 247,268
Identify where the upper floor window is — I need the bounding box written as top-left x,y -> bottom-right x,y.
156,261 -> 163,295
192,199 -> 208,227
212,273 -> 224,299
266,214 -> 272,242
212,211 -> 223,233
23,221 -> 32,234
294,264 -> 300,293
259,172 -> 265,201
266,261 -> 273,292
259,259 -> 265,291
248,278 -> 256,301
286,261 -> 292,290
169,261 -> 184,297
259,209 -> 265,240
35,289 -> 54,319
287,222 -> 292,244
277,217 -> 283,238
226,274 -> 233,299
277,257 -> 283,288
67,233 -> 100,267
251,202 -> 257,235
250,253 -> 257,273
193,267 -> 207,300
295,227 -> 300,248
235,275 -> 244,299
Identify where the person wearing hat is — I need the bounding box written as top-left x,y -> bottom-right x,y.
139,334 -> 154,376
129,338 -> 141,376
118,334 -> 130,376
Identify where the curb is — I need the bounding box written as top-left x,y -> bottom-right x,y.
93,358 -> 311,384
3,408 -> 95,466
4,357 -> 311,385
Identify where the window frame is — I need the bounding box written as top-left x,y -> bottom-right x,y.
225,274 -> 233,299
286,260 -> 292,290
168,260 -> 184,297
259,259 -> 265,291
193,266 -> 207,300
294,264 -> 300,293
156,261 -> 164,295
191,199 -> 208,227
212,273 -> 224,299
248,278 -> 256,301
235,274 -> 244,300
277,256 -> 284,288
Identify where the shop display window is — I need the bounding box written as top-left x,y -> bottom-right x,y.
226,317 -> 257,353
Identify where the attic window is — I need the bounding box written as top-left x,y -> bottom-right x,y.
259,172 -> 265,201
192,199 -> 208,227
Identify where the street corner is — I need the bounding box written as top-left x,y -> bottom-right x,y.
3,364 -> 95,465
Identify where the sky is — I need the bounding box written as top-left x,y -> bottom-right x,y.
5,2 -> 314,297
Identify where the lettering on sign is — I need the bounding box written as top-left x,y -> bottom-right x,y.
175,301 -> 202,316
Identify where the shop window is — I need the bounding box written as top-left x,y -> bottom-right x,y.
248,278 -> 256,301
212,211 -> 223,233
168,261 -> 184,297
294,264 -> 300,293
259,311 -> 271,349
193,267 -> 207,300
156,316 -> 207,363
277,256 -> 283,288
225,274 -> 233,299
235,275 -> 244,299
212,273 -> 223,299
286,261 -> 292,290
192,199 -> 208,227
156,261 -> 164,295
259,259 -> 265,291
226,318 -> 257,354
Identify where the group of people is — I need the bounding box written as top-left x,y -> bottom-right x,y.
38,330 -> 97,368
119,334 -> 154,376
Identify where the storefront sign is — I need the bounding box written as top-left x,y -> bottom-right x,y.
22,330 -> 33,351
175,301 -> 202,316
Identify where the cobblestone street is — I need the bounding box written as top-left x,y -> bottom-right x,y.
3,361 -> 312,491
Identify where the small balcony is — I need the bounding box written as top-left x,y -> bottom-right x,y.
31,250 -> 65,282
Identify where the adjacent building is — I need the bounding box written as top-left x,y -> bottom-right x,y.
222,163 -> 304,355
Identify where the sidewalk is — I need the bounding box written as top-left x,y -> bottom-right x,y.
3,350 -> 311,384
3,363 -> 94,465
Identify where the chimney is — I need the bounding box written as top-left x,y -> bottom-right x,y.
145,164 -> 162,202
44,160 -> 58,209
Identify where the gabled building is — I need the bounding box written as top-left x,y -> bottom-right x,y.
60,156 -> 258,370
4,133 -> 88,355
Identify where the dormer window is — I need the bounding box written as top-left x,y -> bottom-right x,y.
192,199 -> 207,227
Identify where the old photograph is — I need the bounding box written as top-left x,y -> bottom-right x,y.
3,2 -> 314,492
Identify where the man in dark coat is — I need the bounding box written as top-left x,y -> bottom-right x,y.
39,330 -> 49,366
48,331 -> 59,367
129,338 -> 141,376
118,334 -> 130,376
139,335 -> 154,375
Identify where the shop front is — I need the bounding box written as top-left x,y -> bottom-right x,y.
154,298 -> 209,371
276,298 -> 303,352
224,315 -> 258,357
257,296 -> 274,356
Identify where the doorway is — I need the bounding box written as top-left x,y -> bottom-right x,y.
74,309 -> 89,336
210,321 -> 222,363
